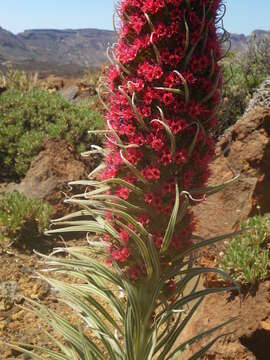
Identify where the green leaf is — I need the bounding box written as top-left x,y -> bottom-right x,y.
187,332 -> 232,360
151,119 -> 176,157
189,173 -> 240,197
116,220 -> 154,278
161,184 -> 180,253
43,277 -> 123,336
166,318 -> 237,359
120,150 -> 148,184
187,122 -> 200,158
125,307 -> 135,360
202,70 -> 221,103
156,298 -> 203,358
171,231 -> 242,264
158,286 -> 236,320
38,251 -> 123,286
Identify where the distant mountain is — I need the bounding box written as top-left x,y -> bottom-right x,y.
230,30 -> 270,52
0,26 -> 269,75
0,27 -> 116,75
229,33 -> 248,52
0,27 -> 30,60
17,28 -> 116,66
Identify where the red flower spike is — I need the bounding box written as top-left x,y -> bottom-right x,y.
102,0 -> 223,280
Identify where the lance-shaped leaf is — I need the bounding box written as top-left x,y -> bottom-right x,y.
188,173 -> 240,197
118,86 -> 146,128
160,183 -> 180,253
116,220 -> 153,277
184,13 -> 190,51
202,70 -> 221,103
171,231 -> 243,264
167,318 -> 236,360
173,70 -> 190,104
153,86 -> 184,95
151,119 -> 176,157
120,150 -> 149,184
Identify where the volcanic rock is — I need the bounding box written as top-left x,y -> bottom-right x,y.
6,139 -> 89,217
179,107 -> 270,360
59,84 -> 79,101
181,280 -> 270,360
194,106 -> 270,238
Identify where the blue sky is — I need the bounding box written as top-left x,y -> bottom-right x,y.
0,0 -> 269,35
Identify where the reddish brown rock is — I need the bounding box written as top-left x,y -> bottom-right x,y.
181,281 -> 270,360
194,107 -> 270,238
178,107 -> 270,359
6,139 -> 89,217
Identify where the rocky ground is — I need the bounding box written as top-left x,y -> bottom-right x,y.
0,237 -> 77,359
0,138 -> 100,358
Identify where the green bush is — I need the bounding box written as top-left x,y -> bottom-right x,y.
220,214 -> 270,285
217,53 -> 266,137
0,89 -> 104,179
0,191 -> 52,244
217,34 -> 270,137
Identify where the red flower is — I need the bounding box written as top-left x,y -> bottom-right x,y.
145,193 -> 154,205
175,149 -> 187,164
111,247 -> 131,263
161,181 -> 175,196
117,187 -> 132,200
142,0 -> 165,14
137,62 -> 163,82
153,234 -> 163,249
158,150 -> 172,166
182,71 -> 196,84
126,266 -> 139,280
120,229 -> 130,243
168,118 -> 185,135
126,148 -> 143,164
163,92 -> 174,105
152,23 -> 168,43
137,214 -> 150,225
150,135 -> 164,151
141,167 -> 161,181
102,0 -> 222,276
189,101 -> 203,118
167,0 -> 182,4
128,14 -> 146,34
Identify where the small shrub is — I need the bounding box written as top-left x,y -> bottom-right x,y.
0,89 -> 104,179
217,34 -> 270,137
0,191 -> 52,244
241,33 -> 270,87
0,65 -> 40,92
219,56 -> 250,132
220,214 -> 270,285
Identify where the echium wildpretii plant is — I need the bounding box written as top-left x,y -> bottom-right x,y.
7,0 -> 240,359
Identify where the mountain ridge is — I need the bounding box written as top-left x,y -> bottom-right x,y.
230,29 -> 270,51
0,26 -> 117,74
0,26 -> 269,75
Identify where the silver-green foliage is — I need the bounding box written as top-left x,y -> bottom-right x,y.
0,191 -> 52,243
220,214 -> 270,285
0,89 -> 104,179
5,178 -> 240,359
